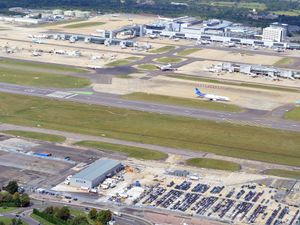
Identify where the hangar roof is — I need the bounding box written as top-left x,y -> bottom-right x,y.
72,158 -> 121,181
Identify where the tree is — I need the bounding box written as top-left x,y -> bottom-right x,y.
2,192 -> 12,203
70,216 -> 89,225
12,192 -> 20,207
96,210 -> 112,224
55,206 -> 70,220
10,218 -> 22,225
43,206 -> 54,215
89,208 -> 97,220
4,181 -> 18,194
20,193 -> 30,207
94,221 -> 104,225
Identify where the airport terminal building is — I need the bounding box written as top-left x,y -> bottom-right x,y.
70,158 -> 123,189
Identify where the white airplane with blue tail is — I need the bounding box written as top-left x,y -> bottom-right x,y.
195,88 -> 230,101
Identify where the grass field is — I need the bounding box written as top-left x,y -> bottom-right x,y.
273,57 -> 294,67
126,56 -> 141,61
155,57 -> 183,64
0,67 -> 90,88
70,208 -> 94,224
272,10 -> 300,16
3,130 -> 66,143
169,74 -> 300,93
122,92 -> 242,112
0,206 -> 16,213
39,19 -> 85,27
0,58 -> 89,74
63,21 -> 106,28
263,169 -> 300,179
150,46 -> 175,54
137,64 -> 158,70
106,59 -> 130,67
207,1 -> 266,10
285,107 -> 300,121
0,92 -> 300,166
0,217 -> 28,225
186,158 -> 241,171
75,141 -> 168,160
31,214 -> 54,225
177,48 -> 201,56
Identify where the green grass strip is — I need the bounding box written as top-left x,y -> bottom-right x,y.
0,92 -> 300,166
155,57 -> 182,64
285,107 -> 300,121
3,130 -> 66,143
0,58 -> 89,74
63,22 -> 106,28
177,48 -> 200,56
0,67 -> 90,88
75,141 -> 168,160
150,46 -> 175,54
263,169 -> 300,179
186,158 -> 241,171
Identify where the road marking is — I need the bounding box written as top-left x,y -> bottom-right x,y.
46,91 -> 78,99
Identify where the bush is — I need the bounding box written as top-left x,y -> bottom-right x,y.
32,209 -> 69,225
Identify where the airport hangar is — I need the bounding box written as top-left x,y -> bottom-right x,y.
70,159 -> 123,189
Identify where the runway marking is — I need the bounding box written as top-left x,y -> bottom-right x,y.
46,91 -> 78,99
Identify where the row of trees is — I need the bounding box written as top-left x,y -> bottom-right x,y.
33,206 -> 112,225
89,208 -> 112,224
1,0 -> 300,25
0,181 -> 30,208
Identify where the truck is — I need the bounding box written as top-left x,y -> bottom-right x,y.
113,211 -> 122,217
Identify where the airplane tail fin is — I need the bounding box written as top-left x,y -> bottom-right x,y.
195,88 -> 204,96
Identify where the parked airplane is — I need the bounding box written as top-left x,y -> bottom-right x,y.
157,63 -> 177,71
87,65 -> 102,69
195,88 -> 230,101
32,38 -> 45,44
32,51 -> 41,56
274,47 -> 285,53
149,34 -> 159,39
223,42 -> 236,48
196,40 -> 211,45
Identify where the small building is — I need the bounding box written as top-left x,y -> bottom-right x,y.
70,159 -> 123,189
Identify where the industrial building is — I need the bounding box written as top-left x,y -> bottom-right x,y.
144,16 -> 300,49
218,62 -> 300,80
70,159 -> 123,189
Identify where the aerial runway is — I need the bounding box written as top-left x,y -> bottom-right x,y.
0,82 -> 300,132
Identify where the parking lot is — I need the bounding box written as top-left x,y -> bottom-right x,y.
133,179 -> 300,225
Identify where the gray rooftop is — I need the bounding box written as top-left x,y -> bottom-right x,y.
73,159 -> 121,180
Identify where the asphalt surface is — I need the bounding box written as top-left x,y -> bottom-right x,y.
0,82 -> 300,132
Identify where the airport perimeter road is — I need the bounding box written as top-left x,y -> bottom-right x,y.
0,210 -> 40,225
0,82 -> 300,132
30,197 -> 153,225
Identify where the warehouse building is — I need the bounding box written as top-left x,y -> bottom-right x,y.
70,159 -> 123,189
